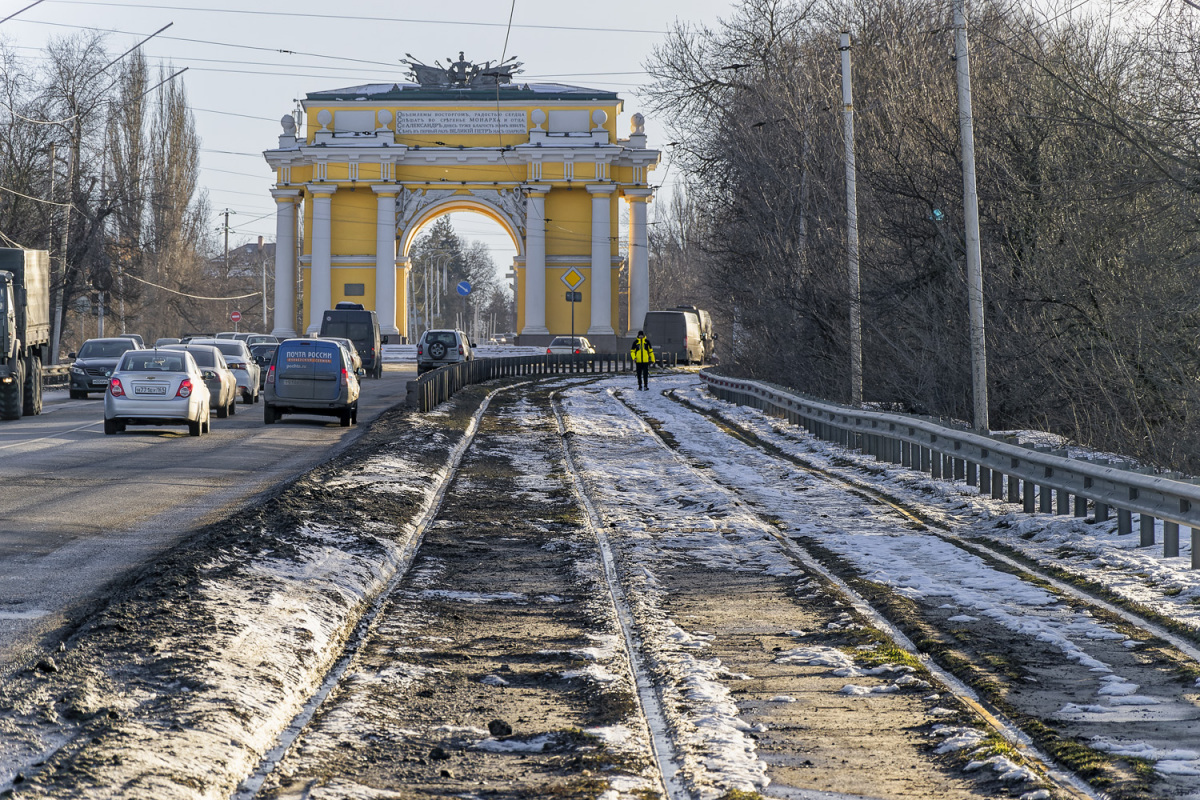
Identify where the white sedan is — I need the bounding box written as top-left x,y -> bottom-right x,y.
546,336 -> 596,355
103,350 -> 211,436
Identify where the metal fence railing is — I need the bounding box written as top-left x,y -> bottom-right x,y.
700,371 -> 1200,569
407,352 -> 677,414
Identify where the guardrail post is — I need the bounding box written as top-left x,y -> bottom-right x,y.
966,461 -> 977,486
1118,508 -> 1132,534
1008,472 -> 1020,503
1074,495 -> 1087,517
1095,502 -> 1109,522
1163,521 -> 1179,558
943,454 -> 954,478
1056,489 -> 1070,515
1193,529 -> 1199,569
1023,480 -> 1037,513
978,464 -> 989,491
931,451 -> 943,479
991,471 -> 1004,500
954,457 -> 965,481
1039,485 -> 1053,513
1139,514 -> 1156,546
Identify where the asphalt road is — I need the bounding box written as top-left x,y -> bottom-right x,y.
0,363 -> 416,675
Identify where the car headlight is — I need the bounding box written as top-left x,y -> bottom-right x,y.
71,365 -> 86,375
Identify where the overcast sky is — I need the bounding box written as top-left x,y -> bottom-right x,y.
3,0 -> 737,275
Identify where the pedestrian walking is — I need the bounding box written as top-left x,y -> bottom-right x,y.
630,330 -> 656,390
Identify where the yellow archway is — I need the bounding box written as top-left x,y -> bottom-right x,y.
264,54 -> 660,347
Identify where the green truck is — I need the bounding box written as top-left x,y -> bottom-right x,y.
0,248 -> 50,419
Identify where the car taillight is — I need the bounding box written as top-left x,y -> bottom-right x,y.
458,344 -> 464,355
417,345 -> 423,355
109,378 -> 125,397
340,367 -> 349,387
267,365 -> 276,384
176,378 -> 193,398
546,348 -> 552,354
574,349 -> 581,354
227,360 -> 245,370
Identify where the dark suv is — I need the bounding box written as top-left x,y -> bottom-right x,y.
416,329 -> 473,375
318,302 -> 387,379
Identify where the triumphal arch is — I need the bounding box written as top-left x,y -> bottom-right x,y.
262,53 -> 660,348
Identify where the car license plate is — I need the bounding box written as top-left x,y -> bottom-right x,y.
91,379 -> 108,386
134,385 -> 167,395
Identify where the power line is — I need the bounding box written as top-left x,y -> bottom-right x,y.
43,1 -> 666,34
0,0 -> 47,25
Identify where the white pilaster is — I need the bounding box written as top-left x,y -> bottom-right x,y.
372,185 -> 400,337
587,185 -> 615,337
270,187 -> 301,339
306,184 -> 336,335
522,187 -> 549,336
626,189 -> 653,334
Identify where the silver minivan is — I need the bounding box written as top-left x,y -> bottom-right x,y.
263,338 -> 361,426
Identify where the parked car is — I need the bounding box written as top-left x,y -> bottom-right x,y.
244,334 -> 278,346
117,333 -> 145,347
319,336 -> 363,372
416,329 -> 472,375
249,343 -> 279,390
546,336 -> 595,355
215,331 -> 239,339
188,338 -> 260,404
68,337 -> 142,399
319,302 -> 387,379
643,309 -> 705,364
103,349 -> 211,436
159,344 -> 238,418
263,338 -> 362,427
154,337 -> 181,347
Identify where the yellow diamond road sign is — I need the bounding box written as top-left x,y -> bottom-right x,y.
561,268 -> 585,290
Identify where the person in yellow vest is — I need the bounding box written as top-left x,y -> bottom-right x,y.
630,330 -> 656,390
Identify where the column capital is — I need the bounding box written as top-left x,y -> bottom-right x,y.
371,184 -> 401,196
587,184 -> 617,195
624,188 -> 654,201
271,187 -> 302,201
520,184 -> 551,196
306,183 -> 338,196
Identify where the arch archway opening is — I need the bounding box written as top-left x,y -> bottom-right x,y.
404,207 -> 519,344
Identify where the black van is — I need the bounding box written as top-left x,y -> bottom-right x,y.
318,302 -> 388,379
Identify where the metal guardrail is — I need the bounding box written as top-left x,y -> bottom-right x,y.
43,365 -> 68,387
701,371 -> 1200,569
407,352 -> 677,413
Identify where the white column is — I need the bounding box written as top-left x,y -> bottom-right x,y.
270,188 -> 300,339
372,186 -> 400,336
306,184 -> 336,335
626,189 -> 653,334
522,187 -> 549,336
396,257 -> 411,343
587,185 -> 615,337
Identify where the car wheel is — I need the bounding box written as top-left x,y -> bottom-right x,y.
228,396 -> 237,416
429,342 -> 447,359
339,408 -> 352,427
103,417 -> 118,435
264,404 -> 276,425
373,363 -> 382,380
253,388 -> 260,403
350,402 -> 358,425
217,400 -> 229,419
188,417 -> 202,436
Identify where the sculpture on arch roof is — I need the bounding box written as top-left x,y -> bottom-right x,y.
401,52 -> 523,88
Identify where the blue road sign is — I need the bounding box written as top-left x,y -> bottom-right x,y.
456,280 -> 471,296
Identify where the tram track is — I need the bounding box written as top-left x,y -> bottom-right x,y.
238,378 -> 683,800
604,382 -> 1200,800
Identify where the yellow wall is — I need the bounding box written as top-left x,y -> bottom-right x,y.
546,189 -> 591,257
331,267 -> 376,308
331,189 -> 376,255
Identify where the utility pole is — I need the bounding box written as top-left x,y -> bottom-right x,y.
219,209 -> 236,276
954,0 -> 989,432
259,239 -> 267,333
840,31 -> 863,407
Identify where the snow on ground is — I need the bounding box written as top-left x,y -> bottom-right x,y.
662,375 -> 1200,782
